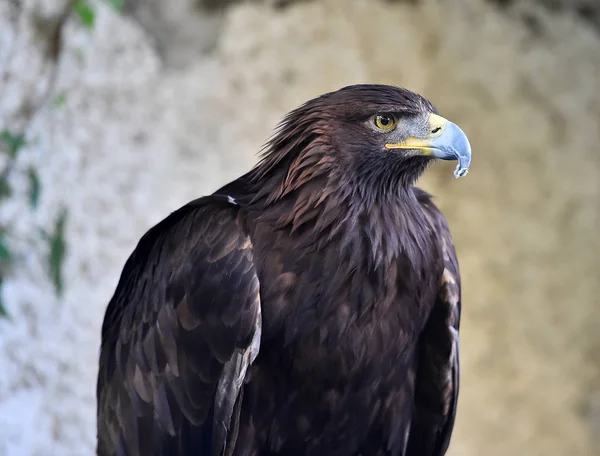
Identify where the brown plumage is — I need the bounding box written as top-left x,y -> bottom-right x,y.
96,84 -> 470,456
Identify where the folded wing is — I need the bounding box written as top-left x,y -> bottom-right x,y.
96,195 -> 261,456
406,190 -> 461,456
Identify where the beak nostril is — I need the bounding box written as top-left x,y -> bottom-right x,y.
431,127 -> 442,134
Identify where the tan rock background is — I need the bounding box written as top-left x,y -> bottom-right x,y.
0,0 -> 598,454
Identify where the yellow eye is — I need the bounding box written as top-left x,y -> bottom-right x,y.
374,114 -> 397,131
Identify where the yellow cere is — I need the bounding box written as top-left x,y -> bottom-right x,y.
428,113 -> 447,137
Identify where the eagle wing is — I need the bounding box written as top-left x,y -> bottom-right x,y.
96,195 -> 261,456
406,190 -> 461,455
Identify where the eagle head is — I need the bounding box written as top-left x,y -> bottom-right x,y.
253,84 -> 472,201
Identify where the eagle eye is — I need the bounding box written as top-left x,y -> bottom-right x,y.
373,114 -> 397,131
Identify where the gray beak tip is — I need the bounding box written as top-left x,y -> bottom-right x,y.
454,166 -> 469,179
445,120 -> 471,179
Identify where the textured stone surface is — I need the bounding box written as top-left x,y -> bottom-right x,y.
123,0 -> 223,67
122,0 -> 315,67
490,0 -> 600,33
0,0 -> 598,455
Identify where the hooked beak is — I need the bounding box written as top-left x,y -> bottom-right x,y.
385,113 -> 472,178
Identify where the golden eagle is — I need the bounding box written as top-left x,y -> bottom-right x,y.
96,84 -> 471,456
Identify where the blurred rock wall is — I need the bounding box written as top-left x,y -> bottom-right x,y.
0,0 -> 598,455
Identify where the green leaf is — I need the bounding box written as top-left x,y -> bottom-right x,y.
0,234 -> 10,264
53,93 -> 66,107
47,209 -> 68,296
0,178 -> 12,199
0,130 -> 26,159
73,0 -> 96,29
105,0 -> 124,13
27,167 -> 41,210
0,282 -> 8,319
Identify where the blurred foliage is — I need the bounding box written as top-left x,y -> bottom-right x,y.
41,209 -> 68,297
0,130 -> 68,318
0,176 -> 12,199
105,0 -> 125,12
0,131 -> 26,160
0,0 -> 125,319
53,93 -> 66,108
73,1 -> 95,29
0,230 -> 10,318
73,0 -> 124,30
27,167 -> 41,209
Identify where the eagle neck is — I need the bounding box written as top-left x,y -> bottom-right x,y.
247,173 -> 432,273
331,182 -> 432,272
